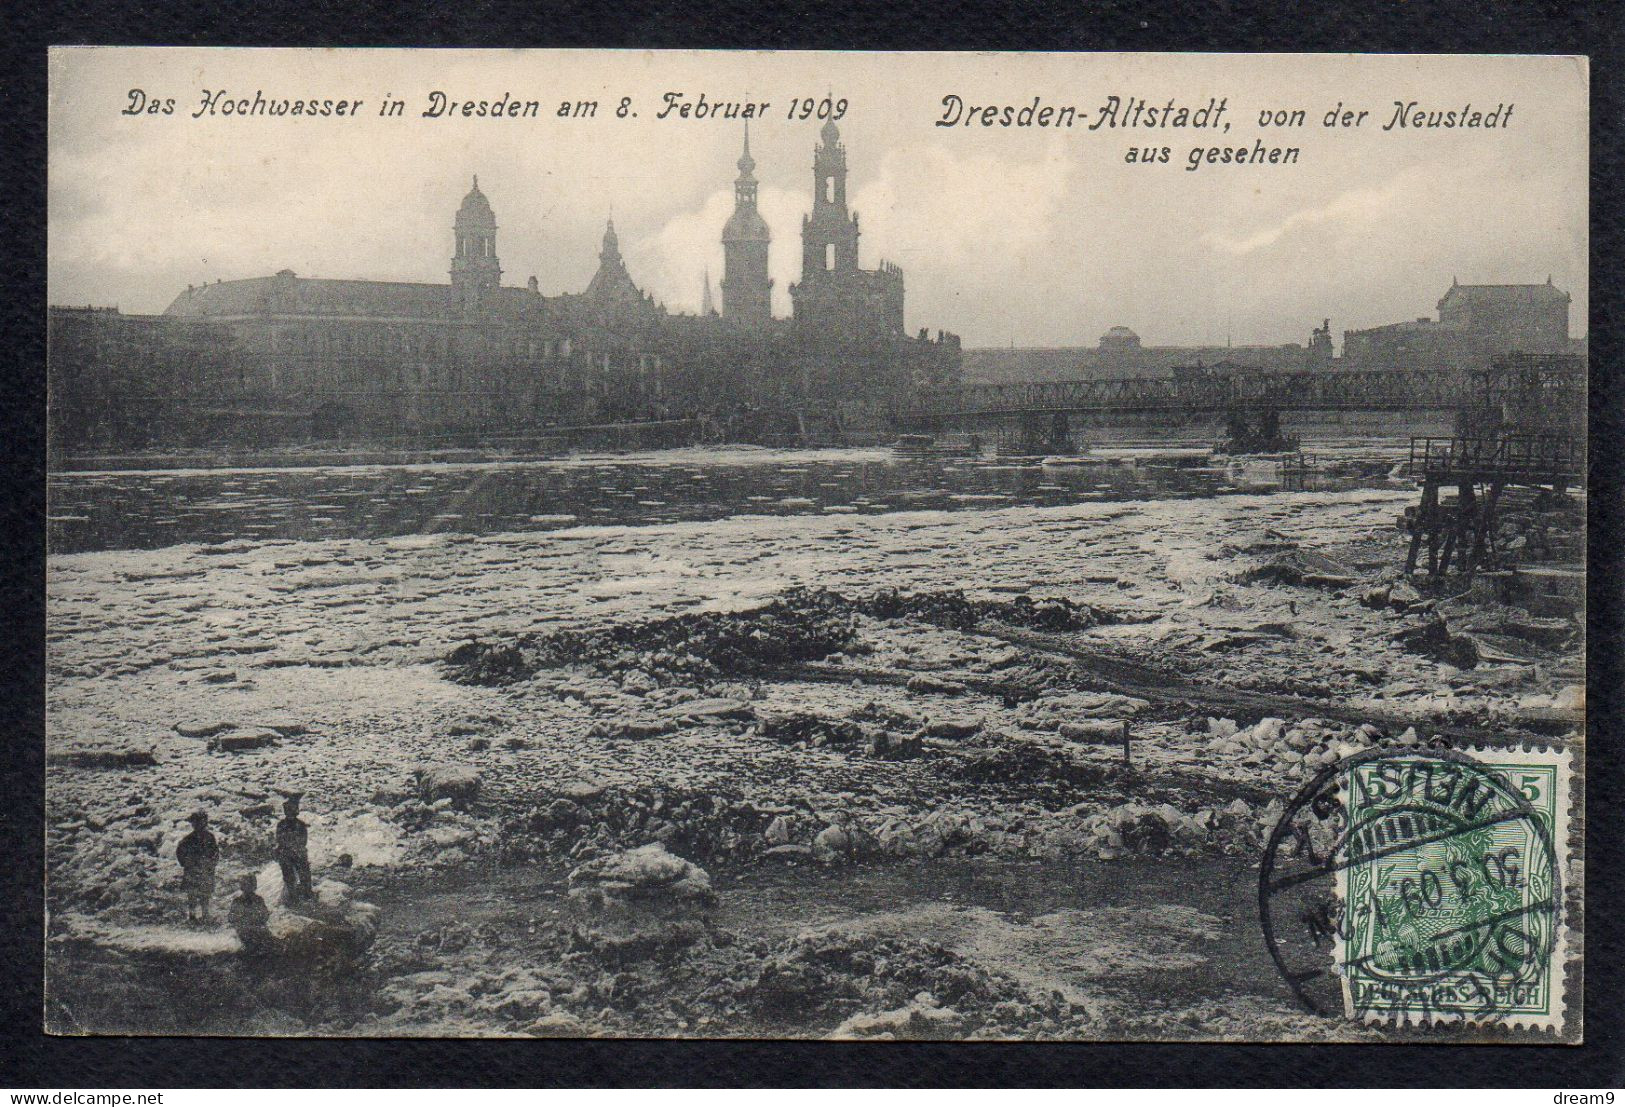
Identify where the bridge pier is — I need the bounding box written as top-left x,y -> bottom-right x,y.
1221,406 -> 1298,454
1018,412 -> 1071,453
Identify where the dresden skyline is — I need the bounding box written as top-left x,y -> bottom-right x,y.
49,49 -> 1587,348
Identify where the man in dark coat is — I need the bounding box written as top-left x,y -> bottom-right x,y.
274,796 -> 313,904
175,811 -> 219,924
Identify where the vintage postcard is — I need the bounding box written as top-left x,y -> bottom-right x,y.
44,48 -> 1586,1041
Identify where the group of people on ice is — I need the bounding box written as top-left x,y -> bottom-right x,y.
173,793 -> 315,957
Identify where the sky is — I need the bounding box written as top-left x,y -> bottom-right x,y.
48,49 -> 1588,350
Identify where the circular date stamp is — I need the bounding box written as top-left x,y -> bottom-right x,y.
1259,745 -> 1570,1032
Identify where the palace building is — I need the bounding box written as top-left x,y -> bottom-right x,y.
674,123 -> 961,424
153,177 -> 669,444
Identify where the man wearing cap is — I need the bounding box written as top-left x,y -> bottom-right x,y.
175,811 -> 219,924
274,796 -> 313,904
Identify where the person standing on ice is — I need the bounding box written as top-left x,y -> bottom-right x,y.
274,795 -> 313,904
226,871 -> 276,959
175,810 -> 219,924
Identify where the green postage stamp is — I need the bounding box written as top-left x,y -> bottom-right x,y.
1262,743 -> 1576,1037
1338,746 -> 1571,1030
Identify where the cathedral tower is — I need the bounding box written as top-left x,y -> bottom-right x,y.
720,126 -> 773,327
789,120 -> 906,339
450,176 -> 502,313
800,118 -> 860,278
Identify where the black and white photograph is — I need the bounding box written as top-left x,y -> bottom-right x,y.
42,48 -> 1588,1042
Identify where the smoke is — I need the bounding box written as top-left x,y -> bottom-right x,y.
630,186 -> 807,316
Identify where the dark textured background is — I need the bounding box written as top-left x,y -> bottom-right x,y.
3,0 -> 1621,1087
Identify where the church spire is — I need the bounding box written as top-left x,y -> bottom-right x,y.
702,268 -> 715,315
721,123 -> 772,327
734,123 -> 759,207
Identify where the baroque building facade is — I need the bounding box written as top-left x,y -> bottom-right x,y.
157,178 -> 669,443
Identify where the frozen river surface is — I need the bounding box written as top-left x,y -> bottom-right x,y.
45,444 -> 1398,554
47,439 -> 1577,1040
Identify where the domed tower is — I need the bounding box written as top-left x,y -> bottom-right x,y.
800,118 -> 860,278
1099,326 -> 1142,353
450,175 -> 501,314
720,125 -> 773,327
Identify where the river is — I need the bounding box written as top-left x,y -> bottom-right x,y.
46,442 -> 1405,554
45,437 -> 1439,1038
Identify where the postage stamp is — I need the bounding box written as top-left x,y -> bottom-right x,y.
1337,747 -> 1569,1029
1260,744 -> 1574,1036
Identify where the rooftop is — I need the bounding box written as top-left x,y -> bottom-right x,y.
163,273 -> 539,320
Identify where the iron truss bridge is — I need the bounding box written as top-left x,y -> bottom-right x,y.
894,367 -> 1470,426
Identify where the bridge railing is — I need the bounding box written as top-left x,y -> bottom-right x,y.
1234,368 -> 1466,409
1472,353 -> 1587,435
897,366 -> 1470,420
1408,432 -> 1586,484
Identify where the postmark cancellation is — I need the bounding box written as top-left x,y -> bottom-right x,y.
1262,743 -> 1575,1037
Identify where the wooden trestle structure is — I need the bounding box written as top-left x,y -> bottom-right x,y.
1403,353 -> 1585,579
